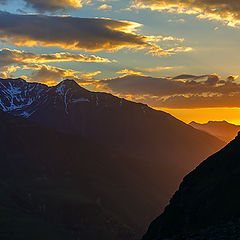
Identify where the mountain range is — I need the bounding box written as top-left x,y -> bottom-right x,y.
0,109 -> 154,239
190,120 -> 240,143
143,131 -> 240,239
0,78 -> 225,239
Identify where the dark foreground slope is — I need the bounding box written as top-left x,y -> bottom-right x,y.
190,120 -> 240,143
0,110 -> 167,240
143,132 -> 240,240
0,78 -> 224,209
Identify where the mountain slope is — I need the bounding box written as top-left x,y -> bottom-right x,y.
190,120 -> 240,143
0,78 -> 225,222
0,110 -> 169,239
143,131 -> 240,240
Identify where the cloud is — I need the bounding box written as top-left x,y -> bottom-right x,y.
136,66 -> 174,72
0,66 -> 19,79
94,74 -> 240,108
132,0 -> 240,28
98,4 -> 112,10
0,0 -> 88,12
0,48 -> 108,85
22,64 -> 101,85
0,11 -> 191,55
116,68 -> 143,76
168,18 -> 185,23
0,49 -> 111,69
81,71 -> 101,79
28,64 -> 79,84
0,48 -> 110,83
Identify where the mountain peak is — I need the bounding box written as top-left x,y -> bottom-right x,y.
57,79 -> 91,92
58,79 -> 80,88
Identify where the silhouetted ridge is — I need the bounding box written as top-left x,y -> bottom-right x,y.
143,131 -> 240,239
0,78 -> 225,238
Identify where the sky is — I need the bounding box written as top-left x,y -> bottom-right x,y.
1,0 -> 240,124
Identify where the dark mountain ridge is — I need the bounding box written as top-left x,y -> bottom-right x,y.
0,78 -> 225,239
0,77 -> 224,162
143,131 -> 240,239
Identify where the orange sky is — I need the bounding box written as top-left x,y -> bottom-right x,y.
160,108 -> 240,125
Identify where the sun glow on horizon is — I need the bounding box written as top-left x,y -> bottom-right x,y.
159,107 -> 240,125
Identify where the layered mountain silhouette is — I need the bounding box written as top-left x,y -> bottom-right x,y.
190,120 -> 240,143
0,78 -> 225,239
143,132 -> 240,240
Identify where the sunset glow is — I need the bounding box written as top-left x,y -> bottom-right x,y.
161,108 -> 240,125
1,0 -> 240,123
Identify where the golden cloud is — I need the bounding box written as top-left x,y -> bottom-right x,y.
98,4 -> 112,10
136,66 -> 174,72
116,69 -> 143,76
0,49 -> 111,69
26,64 -> 79,83
0,12 -> 191,55
132,0 -> 240,27
23,64 -> 101,85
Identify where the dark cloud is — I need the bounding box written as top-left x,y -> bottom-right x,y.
0,11 -> 154,52
23,0 -> 84,12
100,74 -> 232,96
96,74 -> 240,108
0,0 -> 85,12
0,11 -> 189,55
133,0 -> 240,27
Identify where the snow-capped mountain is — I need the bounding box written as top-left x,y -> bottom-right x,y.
0,78 -> 225,219
0,78 -> 101,118
0,78 -> 227,239
0,78 -> 48,117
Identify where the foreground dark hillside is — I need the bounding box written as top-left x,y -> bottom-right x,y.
0,110 -> 167,240
143,132 -> 240,240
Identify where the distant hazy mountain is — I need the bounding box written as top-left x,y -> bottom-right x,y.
190,120 -> 240,142
0,78 -> 225,239
143,132 -> 240,240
